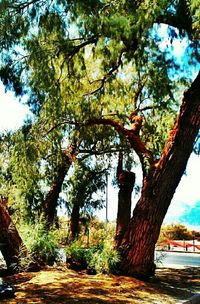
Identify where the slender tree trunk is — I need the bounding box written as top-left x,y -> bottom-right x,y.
70,201 -> 80,242
43,144 -> 77,227
115,152 -> 135,248
119,72 -> 200,279
43,159 -> 69,226
0,200 -> 23,271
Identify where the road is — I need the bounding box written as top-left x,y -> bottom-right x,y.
155,251 -> 200,267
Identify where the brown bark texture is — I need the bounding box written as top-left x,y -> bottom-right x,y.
0,200 -> 23,270
115,152 -> 135,249
119,72 -> 200,279
70,201 -> 80,242
43,144 -> 77,227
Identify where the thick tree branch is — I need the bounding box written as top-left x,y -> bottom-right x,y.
43,143 -> 77,227
47,117 -> 153,175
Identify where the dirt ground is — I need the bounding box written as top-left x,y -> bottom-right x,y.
0,265 -> 200,304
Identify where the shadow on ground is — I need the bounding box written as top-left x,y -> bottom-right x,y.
153,267 -> 200,302
0,265 -> 199,303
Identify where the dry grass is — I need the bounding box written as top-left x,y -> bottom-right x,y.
0,266 -> 200,304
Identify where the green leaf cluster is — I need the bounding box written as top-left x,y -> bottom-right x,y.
66,160 -> 107,215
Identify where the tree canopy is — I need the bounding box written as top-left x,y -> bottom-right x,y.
0,0 -> 199,226
0,0 -> 199,279
0,0 -> 199,177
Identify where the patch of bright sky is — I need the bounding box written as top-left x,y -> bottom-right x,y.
154,24 -> 200,78
158,24 -> 188,62
0,82 -> 32,132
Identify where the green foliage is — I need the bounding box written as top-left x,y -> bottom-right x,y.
65,219 -> 118,274
6,126 -> 45,221
65,240 -> 89,270
55,216 -> 70,245
66,161 -> 107,216
88,242 -> 120,274
65,240 -> 120,274
0,0 -> 197,178
19,220 -> 61,266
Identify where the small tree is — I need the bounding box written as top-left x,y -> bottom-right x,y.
43,144 -> 77,227
66,161 -> 107,241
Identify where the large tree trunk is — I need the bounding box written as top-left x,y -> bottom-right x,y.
115,152 -> 135,248
0,200 -> 23,271
69,201 -> 80,242
119,72 -> 200,280
43,144 -> 77,227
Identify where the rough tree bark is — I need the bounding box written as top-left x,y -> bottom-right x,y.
119,72 -> 200,279
43,144 -> 77,227
0,199 -> 23,271
115,152 -> 135,249
69,201 -> 80,242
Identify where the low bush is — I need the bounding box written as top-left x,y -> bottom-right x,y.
19,221 -> 61,268
65,240 -> 89,270
88,242 -> 120,274
65,240 -> 120,274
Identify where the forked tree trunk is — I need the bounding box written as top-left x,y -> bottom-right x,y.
119,72 -> 200,279
70,201 -> 80,242
115,152 -> 135,248
0,200 -> 23,271
43,144 -> 77,227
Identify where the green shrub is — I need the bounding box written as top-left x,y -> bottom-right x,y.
88,242 -> 120,274
65,240 -> 89,270
55,216 -> 70,245
19,221 -> 61,267
65,240 -> 120,274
